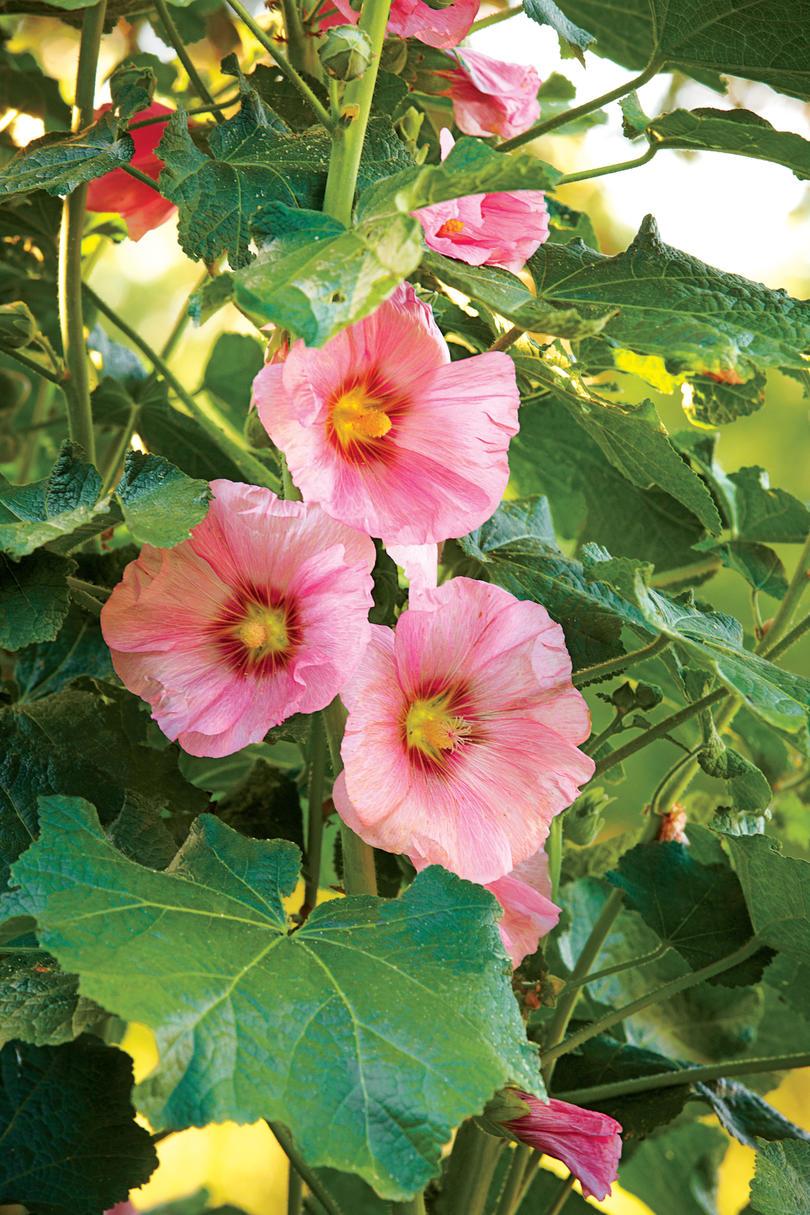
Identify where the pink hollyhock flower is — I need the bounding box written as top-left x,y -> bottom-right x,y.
101,480 -> 375,757
332,577 -> 594,884
503,1094 -> 622,1201
321,0 -> 478,49
443,49 -> 541,140
414,130 -> 549,273
253,283 -> 519,547
104,1205 -> 136,1215
86,103 -> 176,240
386,543 -> 439,595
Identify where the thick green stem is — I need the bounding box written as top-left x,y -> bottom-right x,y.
322,0 -> 394,224
83,284 -> 279,490
267,1123 -> 344,1215
282,0 -> 320,75
154,0 -> 220,114
494,1146 -> 533,1215
573,634 -> 669,687
557,142 -> 657,185
392,1197 -> 427,1215
546,1176 -> 575,1215
226,0 -> 333,130
303,715 -> 328,916
59,0 -> 107,463
287,1162 -> 303,1215
500,58 -> 661,151
442,1120 -> 503,1215
470,2 -> 523,33
121,163 -> 163,193
543,938 -> 763,1067
323,698 -> 378,895
547,815 -> 562,901
555,1051 -> 810,1105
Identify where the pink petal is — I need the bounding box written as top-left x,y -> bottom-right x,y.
505,1095 -> 623,1201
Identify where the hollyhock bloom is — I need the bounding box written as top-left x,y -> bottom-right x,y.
503,1094 -> 622,1201
86,102 -> 176,240
386,543 -> 439,595
104,1205 -> 136,1215
322,0 -> 478,49
101,480 -> 375,757
414,130 -> 549,273
332,577 -> 594,884
443,49 -> 541,140
253,283 -> 519,547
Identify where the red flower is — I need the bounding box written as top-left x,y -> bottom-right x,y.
503,1094 -> 622,1200
86,102 -> 176,240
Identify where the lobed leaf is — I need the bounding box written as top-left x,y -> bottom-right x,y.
0,113 -> 134,198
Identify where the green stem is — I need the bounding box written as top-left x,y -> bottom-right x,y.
282,0 -> 319,75
287,1161 -> 303,1215
323,698 -> 377,895
592,687 -> 727,778
573,634 -> 669,687
142,267 -> 212,397
267,1122 -> 345,1215
763,611 -> 810,663
68,581 -> 104,616
154,0 -> 220,114
121,163 -> 162,193
0,344 -> 64,386
280,452 -> 302,501
128,95 -> 242,128
649,746 -> 702,818
470,2 -> 523,33
322,0 -> 394,224
392,1197 -> 427,1215
542,937 -> 762,1067
554,1051 -> 810,1105
488,325 -> 523,352
100,404 -> 137,492
83,284 -> 279,491
442,1120 -> 503,1215
547,815 -> 562,902
556,141 -> 657,185
561,941 -> 670,991
500,58 -> 661,151
545,1176 -> 574,1215
303,715 -> 327,916
494,1146 -> 533,1215
763,533 -> 810,651
651,556 -> 724,589
225,0 -> 334,130
59,0 -> 107,464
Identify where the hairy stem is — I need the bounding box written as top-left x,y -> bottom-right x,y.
546,1176 -> 575,1215
573,634 -> 669,687
59,0 -> 107,463
442,1120 -> 503,1215
286,1162 -> 303,1215
121,163 -> 163,193
500,58 -> 661,151
302,715 -> 328,916
128,95 -> 241,128
494,1146 -> 533,1215
488,325 -> 523,352
555,1051 -> 810,1104
154,0 -> 220,114
267,1123 -> 345,1215
322,0 -> 394,224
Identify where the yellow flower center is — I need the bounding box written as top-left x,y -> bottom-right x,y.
330,384 -> 392,449
436,218 -> 465,238
235,602 -> 290,659
405,694 -> 470,760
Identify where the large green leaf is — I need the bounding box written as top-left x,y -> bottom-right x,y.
646,108 -> 810,180
0,953 -> 97,1048
619,1122 -> 728,1215
115,451 -> 210,547
0,1036 -> 157,1215
157,99 -> 330,268
530,216 -> 810,376
0,113 -> 134,198
202,332 -> 264,417
0,550 -> 73,651
551,0 -> 810,99
607,840 -> 766,984
233,207 -> 424,347
725,467 -> 810,544
14,605 -> 113,700
725,834 -> 810,961
3,797 -> 539,1200
0,442 -> 108,557
751,1140 -> 810,1215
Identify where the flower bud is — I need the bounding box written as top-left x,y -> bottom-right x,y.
318,26 -> 373,81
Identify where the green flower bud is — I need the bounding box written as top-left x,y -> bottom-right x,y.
318,26 -> 373,81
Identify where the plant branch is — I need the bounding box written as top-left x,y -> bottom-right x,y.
546,1175 -> 575,1215
287,1162 -> 303,1215
543,937 -> 763,1067
322,0 -> 394,224
392,1197 -> 427,1215
225,0 -> 334,131
494,1146 -> 533,1215
128,95 -> 242,128
267,1122 -> 345,1215
0,344 -> 64,386
763,533 -> 810,651
83,284 -> 279,491
556,141 -> 657,185
323,697 -> 377,896
302,714 -> 328,917
441,1120 -> 503,1215
592,688 -> 727,778
573,634 -> 669,686
561,941 -> 670,990
488,325 -> 523,352
154,0 -> 221,115
554,1051 -> 810,1105
59,0 -> 107,464
500,58 -> 661,151
470,2 -> 523,33
121,163 -> 163,193
763,611 -> 810,664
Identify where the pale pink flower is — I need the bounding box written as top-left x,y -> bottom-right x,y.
386,543 -> 439,595
101,480 -> 375,757
332,577 -> 594,884
322,0 -> 478,48
444,49 -> 541,140
409,845 -> 559,966
253,284 -> 519,547
414,130 -> 549,273
503,1094 -> 623,1200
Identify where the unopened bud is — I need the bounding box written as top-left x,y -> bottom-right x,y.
318,26 -> 373,81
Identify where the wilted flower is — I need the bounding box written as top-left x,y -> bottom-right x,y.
101,480 -> 375,757
86,103 -> 176,240
414,130 -> 549,273
502,1094 -> 623,1201
253,283 -> 520,546
333,577 -> 594,884
443,49 -> 541,140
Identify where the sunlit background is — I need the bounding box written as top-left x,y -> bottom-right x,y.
2,1 -> 809,1210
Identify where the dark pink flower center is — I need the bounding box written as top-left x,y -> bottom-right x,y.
326,369 -> 407,465
212,584 -> 300,678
